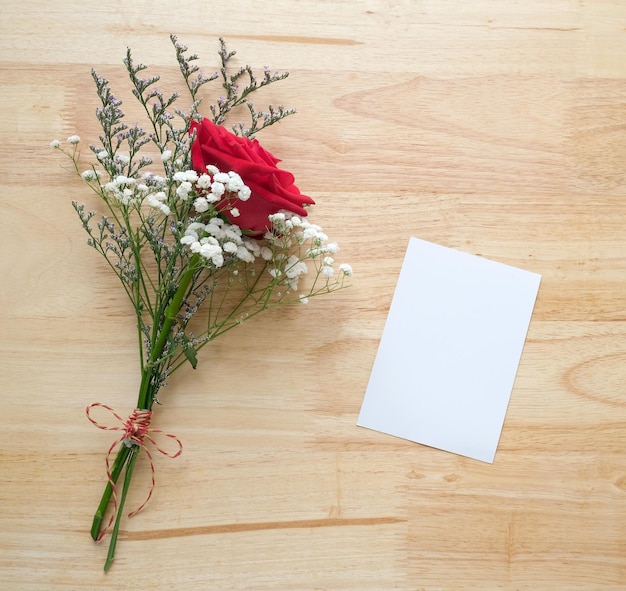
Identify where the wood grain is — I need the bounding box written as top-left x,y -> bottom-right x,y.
1,1 -> 626,589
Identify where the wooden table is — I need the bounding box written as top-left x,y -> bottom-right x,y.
2,1 -> 626,589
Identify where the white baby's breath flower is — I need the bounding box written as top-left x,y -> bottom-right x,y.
193,197 -> 209,213
224,226 -> 243,241
236,246 -> 255,263
321,265 -> 334,278
67,135 -> 80,144
285,255 -> 308,279
176,181 -> 193,200
187,222 -> 205,234
223,241 -> 238,254
226,172 -> 244,192
238,186 -> 251,201
244,239 -> 261,257
206,164 -> 219,175
173,170 -> 198,183
270,212 -> 286,223
160,149 -> 172,162
302,227 -> 319,240
197,245 -> 224,266
230,207 -> 240,217
81,170 -> 97,182
213,172 -> 230,184
103,176 -> 136,205
339,263 -> 353,276
50,139 -> 60,149
299,295 -> 309,304
204,218 -> 225,239
196,174 -> 212,189
115,175 -> 135,186
146,191 -> 168,210
97,150 -> 108,161
211,182 -> 225,198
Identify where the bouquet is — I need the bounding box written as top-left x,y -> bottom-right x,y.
53,36 -> 351,571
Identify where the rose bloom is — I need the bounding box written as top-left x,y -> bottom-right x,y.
189,118 -> 314,235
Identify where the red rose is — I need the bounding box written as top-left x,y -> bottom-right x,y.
189,118 -> 314,235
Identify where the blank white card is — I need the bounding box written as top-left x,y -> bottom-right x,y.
357,237 -> 541,463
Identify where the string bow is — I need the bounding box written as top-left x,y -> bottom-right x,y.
86,403 -> 183,540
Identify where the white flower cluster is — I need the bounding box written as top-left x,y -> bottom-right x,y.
81,169 -> 101,183
190,165 -> 251,214
135,166 -> 251,219
267,253 -> 309,290
50,136 -> 80,149
94,170 -> 165,208
103,175 -> 137,206
137,171 -> 168,214
267,212 -> 339,258
51,134 -> 252,223
263,212 -> 353,295
145,191 -> 170,216
180,218 -> 260,268
96,150 -> 134,176
178,209 -> 352,299
338,262 -> 353,276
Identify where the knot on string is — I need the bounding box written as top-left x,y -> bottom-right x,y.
122,408 -> 152,448
86,402 -> 183,540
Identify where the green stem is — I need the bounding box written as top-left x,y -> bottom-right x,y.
90,254 -> 200,549
136,253 -> 200,410
90,444 -> 132,541
103,445 -> 139,572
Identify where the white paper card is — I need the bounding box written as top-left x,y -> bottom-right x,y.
357,237 -> 541,463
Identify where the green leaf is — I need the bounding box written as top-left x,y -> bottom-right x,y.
183,337 -> 198,369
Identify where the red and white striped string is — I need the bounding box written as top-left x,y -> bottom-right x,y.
86,403 -> 183,540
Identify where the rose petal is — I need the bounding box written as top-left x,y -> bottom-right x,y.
189,118 -> 314,234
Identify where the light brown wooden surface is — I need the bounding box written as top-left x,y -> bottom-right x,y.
2,1 -> 626,589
